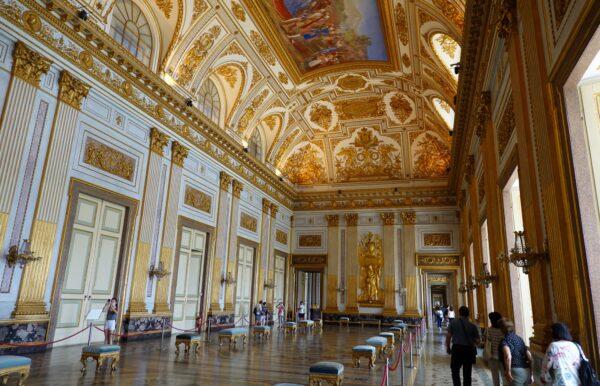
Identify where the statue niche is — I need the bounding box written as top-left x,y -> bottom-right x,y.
358,232 -> 384,305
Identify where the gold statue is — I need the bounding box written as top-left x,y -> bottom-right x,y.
358,232 -> 384,304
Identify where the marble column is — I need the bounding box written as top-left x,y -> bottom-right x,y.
224,180 -> 243,311
344,213 -> 358,313
13,70 -> 89,318
208,172 -> 232,312
381,212 -> 397,316
256,199 -> 271,304
128,128 -> 170,314
401,211 -> 420,317
0,42 -> 51,294
153,141 -> 188,315
324,214 -> 339,312
266,203 -> 278,310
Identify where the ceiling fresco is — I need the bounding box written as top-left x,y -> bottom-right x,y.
152,0 -> 464,195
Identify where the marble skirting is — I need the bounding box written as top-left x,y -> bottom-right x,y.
121,315 -> 172,341
207,312 -> 235,331
321,312 -> 422,325
0,320 -> 48,354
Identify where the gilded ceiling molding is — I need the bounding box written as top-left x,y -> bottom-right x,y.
171,141 -> 189,167
380,212 -> 395,226
58,70 -> 90,110
394,3 -> 409,46
231,1 -> 246,22
281,144 -> 327,185
432,0 -> 465,31
249,30 -> 276,66
400,211 -> 416,225
11,41 -> 52,87
160,0 -> 184,71
232,179 -> 244,198
236,89 -> 269,133
474,91 -> 491,138
150,128 -> 170,156
192,0 -> 209,21
155,0 -> 173,18
220,171 -> 233,191
175,25 -> 221,87
325,214 -> 339,227
497,0 -> 516,41
270,203 -> 279,218
345,213 -> 358,227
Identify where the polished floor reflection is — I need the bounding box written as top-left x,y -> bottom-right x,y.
22,325 -> 422,385
416,331 -> 493,385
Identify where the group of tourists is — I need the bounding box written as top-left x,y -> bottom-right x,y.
446,306 -> 597,385
253,301 -> 288,327
434,304 -> 456,330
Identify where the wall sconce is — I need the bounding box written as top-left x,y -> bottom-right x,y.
499,231 -> 547,274
477,263 -> 497,288
466,276 -> 478,291
6,239 -> 41,268
264,280 -> 275,289
394,287 -> 407,295
148,261 -> 170,280
458,282 -> 469,294
336,286 -> 346,294
221,272 -> 236,286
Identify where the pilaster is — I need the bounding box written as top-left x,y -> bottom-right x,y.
224,179 -> 243,311
344,213 -> 358,313
256,199 -> 271,303
325,214 -> 339,312
266,203 -> 278,309
401,211 -> 420,317
13,70 -> 89,319
381,212 -> 397,316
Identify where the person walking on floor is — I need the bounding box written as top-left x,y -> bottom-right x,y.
436,306 -> 444,330
277,302 -> 285,327
448,306 -> 456,323
541,323 -> 587,385
485,312 -> 505,386
446,306 -> 481,386
260,300 -> 268,326
499,319 -> 533,385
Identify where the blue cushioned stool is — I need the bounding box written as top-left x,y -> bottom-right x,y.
284,321 -> 297,334
379,332 -> 395,352
80,345 -> 120,374
0,355 -> 31,385
352,345 -> 376,368
339,317 -> 350,327
389,326 -> 405,340
218,327 -> 248,350
253,325 -> 271,340
299,319 -> 314,333
366,336 -> 388,358
175,333 -> 202,355
309,361 -> 344,386
314,319 -> 323,331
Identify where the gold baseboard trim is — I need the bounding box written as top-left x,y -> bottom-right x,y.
153,304 -> 171,315
12,302 -> 49,319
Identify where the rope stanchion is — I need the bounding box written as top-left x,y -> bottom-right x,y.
0,325 -> 91,347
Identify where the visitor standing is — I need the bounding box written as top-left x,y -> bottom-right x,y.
436,307 -> 444,330
298,301 -> 305,321
541,323 -> 586,385
484,312 -> 505,386
261,300 -> 268,325
254,301 -> 263,326
446,306 -> 481,386
499,319 -> 532,385
102,298 -> 118,345
277,302 -> 285,327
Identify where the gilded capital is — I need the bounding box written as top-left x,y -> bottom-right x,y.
262,198 -> 271,214
12,41 -> 52,87
171,141 -> 188,167
232,180 -> 244,198
58,71 -> 90,110
464,154 -> 475,183
380,212 -> 395,226
400,211 -> 416,225
270,203 -> 279,218
497,0 -> 516,40
325,214 -> 339,227
475,92 -> 491,138
149,128 -> 169,156
220,171 -> 232,191
345,213 -> 358,227
457,189 -> 466,208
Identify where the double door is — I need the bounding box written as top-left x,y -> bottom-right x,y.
173,228 -> 207,331
235,244 -> 254,326
55,194 -> 125,346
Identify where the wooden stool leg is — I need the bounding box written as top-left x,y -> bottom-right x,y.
18,371 -> 28,386
95,358 -> 103,374
81,357 -> 88,373
2,375 -> 8,385
110,357 -> 119,373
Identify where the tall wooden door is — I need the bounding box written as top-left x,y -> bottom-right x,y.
55,194 -> 125,346
273,255 -> 285,306
234,244 -> 254,326
173,228 -> 207,330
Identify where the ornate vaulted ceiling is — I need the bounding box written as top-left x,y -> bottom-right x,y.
154,0 -> 463,195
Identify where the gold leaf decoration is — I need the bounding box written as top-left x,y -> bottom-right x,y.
309,103 -> 333,130
394,3 -> 409,45
424,233 -> 452,246
432,0 -> 465,31
12,41 -> 52,87
155,0 -> 173,18
237,89 -> 269,133
275,229 -> 288,245
184,186 -> 212,213
336,74 -> 367,91
250,31 -> 276,66
58,71 -> 90,110
335,128 -> 402,182
278,72 -> 289,84
215,65 -> 238,87
435,34 -> 459,57
231,1 -> 246,21
193,0 -> 209,21
176,26 -> 221,86
298,234 -> 322,247
240,212 -> 258,232
282,144 -> 327,185
412,133 -> 451,178
358,232 -> 384,304
84,138 -> 135,181
334,96 -> 385,121
389,93 -> 413,123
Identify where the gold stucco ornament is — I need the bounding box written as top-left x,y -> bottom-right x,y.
358,232 -> 384,305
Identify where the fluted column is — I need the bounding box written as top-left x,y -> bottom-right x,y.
325,214 -> 339,312
345,213 -> 358,313
401,211 -> 420,317
13,70 -> 89,318
0,42 -> 51,293
128,128 -> 170,314
256,199 -> 271,303
381,212 -> 397,316
224,180 -> 243,311
266,203 -> 278,309
153,141 -> 188,314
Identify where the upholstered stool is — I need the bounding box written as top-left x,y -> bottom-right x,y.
80,345 -> 120,374
389,326 -> 405,340
314,319 -> 323,332
309,361 -> 344,386
274,384 -> 304,386
365,336 -> 388,358
0,355 -> 30,385
299,319 -> 314,333
253,325 -> 271,340
379,332 -> 395,352
218,327 -> 248,350
393,319 -> 404,324
284,322 -> 297,334
352,345 -> 376,369
175,333 -> 202,355
339,317 -> 350,327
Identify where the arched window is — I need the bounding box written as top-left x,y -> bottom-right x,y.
248,130 -> 263,161
432,97 -> 455,130
431,33 -> 461,80
197,80 -> 221,124
110,0 -> 153,65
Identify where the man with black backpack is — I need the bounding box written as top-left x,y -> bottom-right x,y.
446,306 -> 481,386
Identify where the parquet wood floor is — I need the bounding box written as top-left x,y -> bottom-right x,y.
16,326 -> 418,385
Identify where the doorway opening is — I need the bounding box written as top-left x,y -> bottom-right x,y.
295,270 -> 322,321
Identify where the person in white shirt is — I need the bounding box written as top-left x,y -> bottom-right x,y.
541,323 -> 583,385
448,306 -> 456,321
298,301 -> 305,321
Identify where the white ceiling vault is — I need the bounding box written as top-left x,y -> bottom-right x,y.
87,0 -> 464,195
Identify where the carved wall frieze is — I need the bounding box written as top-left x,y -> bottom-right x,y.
424,233 -> 452,247
84,138 -> 135,181
240,212 -> 258,232
416,254 -> 460,267
12,41 -> 52,87
184,186 -> 212,213
298,234 -> 322,247
275,229 -> 288,245
291,254 -> 326,267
